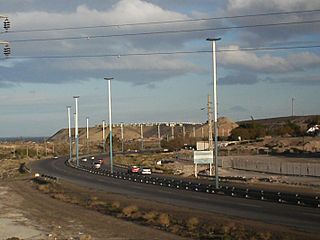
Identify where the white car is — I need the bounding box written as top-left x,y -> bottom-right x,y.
93,162 -> 101,169
91,156 -> 95,160
81,158 -> 87,162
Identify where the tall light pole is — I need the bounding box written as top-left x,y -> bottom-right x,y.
86,117 -> 89,154
73,96 -> 79,167
102,120 -> 106,153
140,124 -> 144,150
67,106 -> 72,160
120,122 -> 124,153
291,97 -> 295,117
104,77 -> 114,173
207,37 -> 221,189
158,124 -> 161,148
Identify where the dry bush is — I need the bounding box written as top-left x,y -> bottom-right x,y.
259,232 -> 273,240
78,234 -> 92,240
186,217 -> 199,231
37,184 -> 51,193
158,213 -> 170,227
143,211 -> 158,223
88,197 -> 106,207
111,201 -> 121,210
122,205 -> 138,217
169,225 -> 181,234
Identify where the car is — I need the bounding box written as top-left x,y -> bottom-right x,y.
93,162 -> 101,169
97,159 -> 104,165
91,156 -> 95,160
81,158 -> 87,162
128,165 -> 140,174
140,167 -> 152,175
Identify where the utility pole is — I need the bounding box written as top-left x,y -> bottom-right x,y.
104,77 -> 114,174
207,37 -> 221,189
73,96 -> 79,167
102,120 -> 106,153
183,125 -> 186,139
120,122 -> 124,153
193,126 -> 196,138
291,97 -> 295,117
140,124 -> 144,150
86,117 -> 89,154
158,124 -> 161,148
171,125 -> 175,139
67,106 -> 72,160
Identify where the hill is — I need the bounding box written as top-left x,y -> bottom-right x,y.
49,117 -> 238,143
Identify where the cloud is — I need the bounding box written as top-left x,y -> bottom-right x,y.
229,105 -> 249,112
219,72 -> 259,85
224,0 -> 320,45
220,45 -> 320,74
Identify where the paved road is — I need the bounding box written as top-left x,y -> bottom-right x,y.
31,157 -> 320,233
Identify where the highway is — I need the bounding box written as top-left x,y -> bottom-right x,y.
31,157 -> 320,233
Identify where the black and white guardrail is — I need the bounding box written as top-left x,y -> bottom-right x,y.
65,160 -> 320,208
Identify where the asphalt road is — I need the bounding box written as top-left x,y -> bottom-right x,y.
31,157 -> 320,233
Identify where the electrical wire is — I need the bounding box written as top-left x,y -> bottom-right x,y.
9,19 -> 320,43
2,44 -> 320,60
7,9 -> 320,34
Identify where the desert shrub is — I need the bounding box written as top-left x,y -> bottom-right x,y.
158,213 -> 170,227
186,217 -> 199,231
110,201 -> 121,211
143,211 -> 158,223
78,234 -> 92,240
122,205 -> 138,217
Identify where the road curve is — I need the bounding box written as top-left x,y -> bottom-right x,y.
31,157 -> 320,233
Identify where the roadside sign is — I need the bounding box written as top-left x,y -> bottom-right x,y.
193,150 -> 213,164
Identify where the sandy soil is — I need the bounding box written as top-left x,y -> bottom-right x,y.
0,177 -> 186,240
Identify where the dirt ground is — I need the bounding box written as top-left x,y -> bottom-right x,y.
1,175 -> 319,240
0,177 -> 186,240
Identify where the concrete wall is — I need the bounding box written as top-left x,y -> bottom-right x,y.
228,157 -> 320,177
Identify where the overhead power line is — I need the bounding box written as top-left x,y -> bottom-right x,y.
2,44 -> 320,60
7,8 -> 320,34
9,19 -> 320,43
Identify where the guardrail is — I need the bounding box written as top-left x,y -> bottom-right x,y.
65,160 -> 320,208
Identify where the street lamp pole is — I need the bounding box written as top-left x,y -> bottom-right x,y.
207,37 -> 221,189
86,117 -> 89,154
120,122 -> 124,153
102,120 -> 106,153
73,96 -> 79,167
291,97 -> 295,117
67,106 -> 72,160
104,77 -> 114,173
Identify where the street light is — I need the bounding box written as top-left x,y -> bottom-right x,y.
104,77 -> 114,173
67,106 -> 72,161
207,37 -> 221,189
73,96 -> 79,167
86,117 -> 90,154
102,120 -> 106,153
291,97 -> 295,117
120,122 -> 124,153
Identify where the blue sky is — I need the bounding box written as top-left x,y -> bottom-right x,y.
0,0 -> 320,137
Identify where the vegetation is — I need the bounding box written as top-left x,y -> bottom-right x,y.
160,136 -> 196,151
230,122 -> 266,140
34,180 -> 292,240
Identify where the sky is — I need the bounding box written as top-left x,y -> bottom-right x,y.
0,0 -> 320,137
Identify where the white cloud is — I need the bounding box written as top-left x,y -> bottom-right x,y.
227,0 -> 320,12
220,45 -> 320,74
